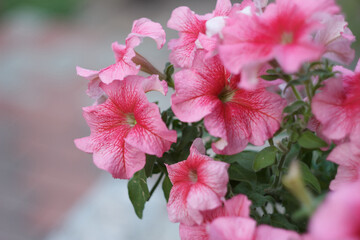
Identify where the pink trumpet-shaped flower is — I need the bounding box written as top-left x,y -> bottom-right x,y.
74,75 -> 176,179
208,219 -> 302,240
309,181 -> 360,240
219,0 -> 339,88
171,52 -> 286,155
314,14 -> 355,65
208,217 -> 257,240
179,194 -> 251,240
312,59 -> 360,142
255,225 -> 302,240
327,140 -> 360,191
77,18 -> 166,101
166,138 -> 229,225
167,0 -> 232,68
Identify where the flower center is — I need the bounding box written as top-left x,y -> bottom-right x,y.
218,85 -> 236,103
281,32 -> 293,44
126,113 -> 137,127
188,169 -> 198,183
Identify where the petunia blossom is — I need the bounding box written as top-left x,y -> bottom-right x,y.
166,138 -> 229,225
327,139 -> 360,191
208,220 -> 302,240
254,225 -> 302,240
74,75 -> 176,179
167,0 -> 232,68
314,14 -> 355,65
171,52 -> 286,155
219,0 -> 339,88
312,59 -> 360,142
77,18 -> 166,102
208,217 -> 257,240
179,194 -> 252,240
309,181 -> 360,240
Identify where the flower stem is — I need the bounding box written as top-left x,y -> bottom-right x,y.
148,172 -> 164,201
291,85 -> 302,101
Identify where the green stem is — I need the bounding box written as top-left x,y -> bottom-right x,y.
148,172 -> 164,200
273,154 -> 286,188
268,138 -> 274,146
273,139 -> 292,188
291,85 -> 302,101
166,78 -> 175,89
305,82 -> 312,103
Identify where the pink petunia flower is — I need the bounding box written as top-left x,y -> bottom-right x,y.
167,0 -> 232,68
312,59 -> 360,142
327,138 -> 360,190
74,75 -> 176,179
309,181 -> 360,240
314,14 -> 355,65
219,0 -> 339,88
180,193 -> 301,240
208,217 -> 257,240
166,138 -> 229,225
208,220 -> 302,240
77,18 -> 166,101
254,225 -> 302,240
179,194 -> 252,240
171,52 -> 286,155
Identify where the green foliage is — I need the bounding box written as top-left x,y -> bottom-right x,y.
0,0 -> 80,18
298,131 -> 328,149
163,62 -> 175,88
298,161 -> 321,193
128,169 -> 150,219
253,146 -> 278,172
228,163 -> 257,186
162,175 -> 172,202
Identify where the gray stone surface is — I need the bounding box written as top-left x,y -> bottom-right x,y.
45,174 -> 180,240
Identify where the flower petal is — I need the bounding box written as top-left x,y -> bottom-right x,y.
126,18 -> 166,49
208,217 -> 257,240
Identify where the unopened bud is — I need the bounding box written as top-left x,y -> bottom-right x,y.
283,161 -> 313,211
132,52 -> 166,80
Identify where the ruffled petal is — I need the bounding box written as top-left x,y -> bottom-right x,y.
186,183 -> 223,211
171,65 -> 222,122
126,18 -> 166,49
179,224 -> 207,240
255,225 -> 302,240
167,183 -> 202,225
208,217 -> 257,240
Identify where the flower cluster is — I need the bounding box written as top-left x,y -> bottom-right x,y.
75,0 -> 360,239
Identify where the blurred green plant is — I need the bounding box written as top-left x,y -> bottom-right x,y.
0,0 -> 81,18
338,0 -> 360,61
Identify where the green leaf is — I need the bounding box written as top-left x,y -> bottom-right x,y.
229,163 -> 257,185
219,151 -> 257,170
261,74 -> 279,81
299,161 -> 321,193
270,213 -> 299,231
284,143 -> 300,164
177,126 -> 199,150
284,80 -> 302,91
298,131 -> 328,149
253,146 -> 278,172
128,169 -> 150,219
162,175 -> 173,202
247,192 -> 275,208
266,69 -> 277,74
283,100 -> 307,114
164,62 -> 174,77
145,155 -> 157,177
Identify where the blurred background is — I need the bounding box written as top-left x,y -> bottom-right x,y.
0,0 -> 359,239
